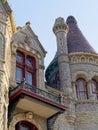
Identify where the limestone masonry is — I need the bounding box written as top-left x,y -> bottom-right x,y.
0,0 -> 98,130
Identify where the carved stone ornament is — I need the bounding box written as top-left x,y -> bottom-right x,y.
25,112 -> 33,120
9,112 -> 43,130
11,41 -> 41,59
70,53 -> 98,66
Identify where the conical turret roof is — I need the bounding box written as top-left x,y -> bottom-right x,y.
45,16 -> 97,89
66,16 -> 97,54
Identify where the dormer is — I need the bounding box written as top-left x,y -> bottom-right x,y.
10,23 -> 46,89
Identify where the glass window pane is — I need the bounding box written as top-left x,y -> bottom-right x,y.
76,79 -> 87,100
26,58 -> 33,67
76,79 -> 86,91
17,53 -> 23,63
20,125 -> 30,130
16,67 -> 23,82
26,72 -> 33,85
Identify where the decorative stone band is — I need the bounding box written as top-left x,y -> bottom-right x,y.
69,53 -> 98,65
11,41 -> 41,59
53,25 -> 68,34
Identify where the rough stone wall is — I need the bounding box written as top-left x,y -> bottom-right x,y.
75,111 -> 98,130
52,113 -> 75,130
0,2 -> 13,130
68,53 -> 98,130
75,101 -> 98,130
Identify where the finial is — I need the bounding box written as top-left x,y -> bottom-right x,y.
66,16 -> 77,25
26,21 -> 30,25
17,26 -> 22,31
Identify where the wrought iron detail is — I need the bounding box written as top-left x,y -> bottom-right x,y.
9,81 -> 61,104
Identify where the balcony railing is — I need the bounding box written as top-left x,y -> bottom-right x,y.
9,81 -> 61,104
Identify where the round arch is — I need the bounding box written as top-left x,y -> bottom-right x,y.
15,120 -> 38,130
9,112 -> 43,130
72,71 -> 88,82
89,71 -> 98,82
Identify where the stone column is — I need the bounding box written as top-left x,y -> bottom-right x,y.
38,64 -> 45,90
72,81 -> 77,99
10,53 -> 17,87
87,80 -> 93,100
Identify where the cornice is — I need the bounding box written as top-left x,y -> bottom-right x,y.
69,52 -> 98,66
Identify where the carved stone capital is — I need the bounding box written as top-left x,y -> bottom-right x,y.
38,65 -> 45,70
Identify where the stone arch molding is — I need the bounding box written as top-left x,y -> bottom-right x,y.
72,71 -> 98,82
72,71 -> 88,82
11,41 -> 41,59
9,112 -> 43,130
89,71 -> 98,82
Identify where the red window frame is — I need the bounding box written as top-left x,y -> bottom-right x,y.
76,78 -> 88,100
15,121 -> 38,130
16,50 -> 36,86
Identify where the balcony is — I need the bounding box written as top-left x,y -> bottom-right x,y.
9,81 -> 67,119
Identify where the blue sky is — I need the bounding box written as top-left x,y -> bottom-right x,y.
8,0 -> 98,69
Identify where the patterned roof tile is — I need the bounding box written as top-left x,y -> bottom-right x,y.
66,16 -> 97,54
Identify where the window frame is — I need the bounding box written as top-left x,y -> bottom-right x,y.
15,121 -> 38,130
16,50 -> 36,86
76,78 -> 88,100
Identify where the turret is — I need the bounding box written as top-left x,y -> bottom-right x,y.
53,17 -> 72,93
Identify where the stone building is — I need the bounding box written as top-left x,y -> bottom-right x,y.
0,0 -> 98,130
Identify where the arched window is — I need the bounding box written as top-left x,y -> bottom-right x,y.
76,78 -> 88,100
91,79 -> 98,100
16,50 -> 36,86
15,121 -> 38,130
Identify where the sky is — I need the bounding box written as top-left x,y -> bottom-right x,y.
8,0 -> 98,70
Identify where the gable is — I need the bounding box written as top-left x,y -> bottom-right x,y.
0,2 -> 7,22
11,24 -> 46,58
0,1 -> 12,16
